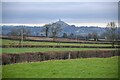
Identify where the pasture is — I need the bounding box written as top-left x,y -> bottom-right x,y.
1,38 -> 119,78
1,39 -> 116,47
2,56 -> 119,78
1,48 -> 116,54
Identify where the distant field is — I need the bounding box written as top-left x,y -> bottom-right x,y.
2,56 -> 118,78
1,39 -> 115,47
1,48 -> 116,54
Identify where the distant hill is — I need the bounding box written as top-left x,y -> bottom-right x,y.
2,20 -> 106,37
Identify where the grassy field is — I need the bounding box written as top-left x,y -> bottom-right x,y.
1,48 -> 116,54
2,56 -> 118,78
1,39 -> 115,47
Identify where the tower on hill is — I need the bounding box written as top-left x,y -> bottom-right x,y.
59,19 -> 61,21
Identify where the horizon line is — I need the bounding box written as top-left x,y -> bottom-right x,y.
1,23 -> 107,27
1,20 -> 118,27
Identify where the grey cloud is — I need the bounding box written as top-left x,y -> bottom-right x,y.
2,2 -> 118,24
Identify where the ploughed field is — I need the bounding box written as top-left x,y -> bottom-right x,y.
2,56 -> 119,78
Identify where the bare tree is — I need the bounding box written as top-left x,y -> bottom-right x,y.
10,26 -> 31,46
92,32 -> 99,41
69,33 -> 74,39
88,33 -> 92,40
106,22 -> 117,47
85,33 -> 92,41
62,33 -> 68,38
50,23 -> 62,41
42,24 -> 51,37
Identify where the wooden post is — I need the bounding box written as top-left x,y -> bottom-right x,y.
68,52 -> 71,59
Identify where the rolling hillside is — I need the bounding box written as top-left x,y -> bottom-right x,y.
2,20 -> 106,37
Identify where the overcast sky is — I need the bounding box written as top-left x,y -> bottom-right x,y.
2,0 -> 120,2
2,2 -> 118,27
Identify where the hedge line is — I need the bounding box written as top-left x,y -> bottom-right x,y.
2,37 -> 118,44
1,50 -> 120,65
2,45 -> 120,48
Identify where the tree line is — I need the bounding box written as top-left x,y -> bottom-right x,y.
8,22 -> 119,47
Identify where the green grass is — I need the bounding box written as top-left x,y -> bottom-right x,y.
1,48 -> 116,54
2,56 -> 119,78
1,39 -> 114,47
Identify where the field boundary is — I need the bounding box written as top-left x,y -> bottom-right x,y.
2,36 -> 120,44
1,50 -> 120,65
2,45 -> 120,48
